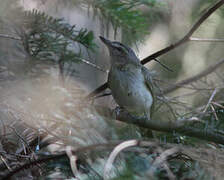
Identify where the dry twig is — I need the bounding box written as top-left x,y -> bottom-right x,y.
190,37 -> 224,42
203,88 -> 218,113
103,140 -> 138,180
161,59 -> 224,95
0,34 -> 21,41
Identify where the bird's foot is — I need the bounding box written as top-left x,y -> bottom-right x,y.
114,106 -> 125,116
113,107 -> 150,123
130,113 -> 150,122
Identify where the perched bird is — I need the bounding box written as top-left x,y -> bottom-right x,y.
99,36 -> 154,120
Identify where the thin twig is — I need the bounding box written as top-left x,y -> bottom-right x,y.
190,37 -> 224,42
210,104 -> 219,121
103,140 -> 138,180
0,156 -> 12,171
211,101 -> 224,109
161,59 -> 224,95
66,146 -> 80,178
103,140 -> 157,180
163,163 -> 176,180
154,148 -> 179,165
147,147 -> 179,177
153,58 -> 173,72
76,57 -> 108,73
8,126 -> 33,154
0,34 -> 21,41
149,147 -> 178,180
203,88 -> 217,113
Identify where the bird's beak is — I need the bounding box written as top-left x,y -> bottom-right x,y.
99,36 -> 112,47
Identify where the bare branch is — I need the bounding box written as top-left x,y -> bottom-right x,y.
153,58 -> 173,72
211,102 -> 224,109
103,140 -> 159,179
147,147 -> 179,178
66,146 -> 80,178
0,156 -> 12,171
76,57 -> 108,73
190,37 -> 224,42
0,34 -> 21,41
104,140 -> 138,180
203,88 -> 217,113
1,152 -> 66,180
161,58 -> 224,95
210,104 -> 219,121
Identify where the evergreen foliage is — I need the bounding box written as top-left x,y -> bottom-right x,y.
91,0 -> 148,43
21,10 -> 96,63
88,0 -> 164,44
0,0 -> 223,179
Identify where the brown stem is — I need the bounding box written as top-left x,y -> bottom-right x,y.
93,105 -> 224,144
114,109 -> 224,145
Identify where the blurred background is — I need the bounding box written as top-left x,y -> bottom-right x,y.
0,0 -> 224,179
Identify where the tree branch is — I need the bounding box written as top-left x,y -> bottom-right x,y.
113,109 -> 224,145
86,0 -> 224,99
93,105 -> 224,144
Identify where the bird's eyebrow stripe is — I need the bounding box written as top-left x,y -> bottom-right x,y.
112,42 -> 129,52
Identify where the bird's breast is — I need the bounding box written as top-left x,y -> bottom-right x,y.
108,65 -> 153,114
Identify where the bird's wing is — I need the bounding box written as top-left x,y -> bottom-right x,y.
141,66 -> 155,114
85,82 -> 108,100
141,66 -> 154,94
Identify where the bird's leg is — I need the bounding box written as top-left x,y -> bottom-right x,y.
114,106 -> 125,117
130,113 -> 150,122
113,107 -> 153,137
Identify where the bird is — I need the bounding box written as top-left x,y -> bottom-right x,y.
99,36 -> 154,120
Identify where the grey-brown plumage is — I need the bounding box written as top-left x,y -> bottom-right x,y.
100,36 -> 154,120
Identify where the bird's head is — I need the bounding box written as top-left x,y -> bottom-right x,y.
99,36 -> 140,66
